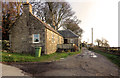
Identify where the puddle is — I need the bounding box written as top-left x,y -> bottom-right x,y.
60,58 -> 64,60
87,51 -> 98,58
91,55 -> 97,58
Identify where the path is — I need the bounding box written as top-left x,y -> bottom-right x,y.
2,63 -> 28,76
10,48 -> 119,76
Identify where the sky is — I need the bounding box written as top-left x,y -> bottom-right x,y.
67,0 -> 119,47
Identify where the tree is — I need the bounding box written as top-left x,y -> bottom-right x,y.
31,2 -> 76,30
95,39 -> 101,47
63,19 -> 83,37
2,1 -> 83,40
101,38 -> 110,47
2,2 -> 22,40
95,38 -> 110,47
31,1 -> 83,37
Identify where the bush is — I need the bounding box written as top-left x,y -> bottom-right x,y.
67,50 -> 71,52
73,44 -> 79,51
2,40 -> 10,52
62,50 -> 65,53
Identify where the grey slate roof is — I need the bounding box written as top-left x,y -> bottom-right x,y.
58,29 -> 79,38
30,13 -> 62,36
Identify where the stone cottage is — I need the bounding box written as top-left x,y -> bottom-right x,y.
9,3 -> 64,54
58,29 -> 80,47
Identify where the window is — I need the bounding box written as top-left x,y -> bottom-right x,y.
70,39 -> 74,43
58,36 -> 59,44
33,34 -> 40,43
52,33 -> 54,43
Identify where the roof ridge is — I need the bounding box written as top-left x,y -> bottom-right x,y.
59,29 -> 79,37
67,29 -> 79,37
58,29 -> 79,38
29,12 -> 62,36
58,29 -> 66,31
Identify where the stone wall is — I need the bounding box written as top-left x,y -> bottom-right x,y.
10,8 -> 46,54
10,13 -> 30,53
28,13 -> 46,54
46,29 -> 63,54
10,12 -> 63,54
10,3 -> 64,55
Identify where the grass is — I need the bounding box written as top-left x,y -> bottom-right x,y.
1,51 -> 81,62
90,48 -> 120,68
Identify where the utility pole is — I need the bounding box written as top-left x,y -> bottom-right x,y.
91,28 -> 93,46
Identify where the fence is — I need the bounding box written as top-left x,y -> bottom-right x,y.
99,47 -> 120,52
57,44 -> 74,49
57,44 -> 79,52
98,47 -> 120,55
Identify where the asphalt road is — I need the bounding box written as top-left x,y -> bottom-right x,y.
8,48 -> 119,76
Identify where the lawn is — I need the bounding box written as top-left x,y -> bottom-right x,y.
89,48 -> 120,68
2,51 -> 81,62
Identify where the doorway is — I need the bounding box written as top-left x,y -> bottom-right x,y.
64,39 -> 68,44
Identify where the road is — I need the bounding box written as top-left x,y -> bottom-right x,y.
8,48 -> 119,76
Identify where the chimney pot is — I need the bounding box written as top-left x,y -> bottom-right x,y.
23,3 -> 32,14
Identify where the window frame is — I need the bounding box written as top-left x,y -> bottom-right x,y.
58,36 -> 59,44
33,34 -> 40,43
52,33 -> 54,43
70,39 -> 74,43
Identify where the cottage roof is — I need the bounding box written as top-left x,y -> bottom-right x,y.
11,3 -> 62,36
58,29 -> 79,38
10,12 -> 62,37
30,13 -> 62,36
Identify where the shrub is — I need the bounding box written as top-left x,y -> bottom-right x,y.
67,50 -> 71,52
73,44 -> 79,51
2,40 -> 10,52
62,50 -> 65,53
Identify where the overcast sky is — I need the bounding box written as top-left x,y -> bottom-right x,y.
68,0 -> 119,47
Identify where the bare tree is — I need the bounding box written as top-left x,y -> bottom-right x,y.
30,1 -> 83,37
2,2 -> 22,40
102,38 -> 110,47
95,39 -> 101,47
63,19 -> 83,37
95,38 -> 110,47
31,2 -> 76,30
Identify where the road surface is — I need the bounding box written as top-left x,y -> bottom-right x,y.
8,48 -> 119,76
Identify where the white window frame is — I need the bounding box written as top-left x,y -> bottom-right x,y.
52,33 -> 54,43
33,34 -> 40,43
70,39 -> 74,43
58,36 -> 59,44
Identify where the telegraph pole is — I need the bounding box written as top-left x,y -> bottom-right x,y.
91,28 -> 93,46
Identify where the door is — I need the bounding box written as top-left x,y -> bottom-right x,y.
64,39 -> 68,44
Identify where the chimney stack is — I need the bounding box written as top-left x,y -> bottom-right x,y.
23,3 -> 32,14
22,1 -> 32,21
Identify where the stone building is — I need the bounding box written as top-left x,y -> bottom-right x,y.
9,3 -> 63,54
58,29 -> 80,47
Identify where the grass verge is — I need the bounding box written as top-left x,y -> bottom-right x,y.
89,48 -> 120,68
1,51 -> 81,62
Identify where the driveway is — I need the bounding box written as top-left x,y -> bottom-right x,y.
9,48 -> 119,76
